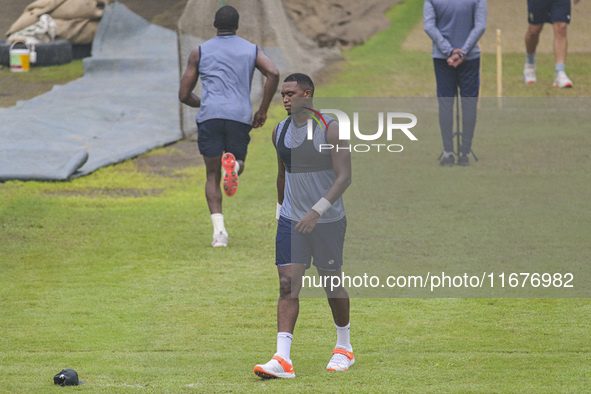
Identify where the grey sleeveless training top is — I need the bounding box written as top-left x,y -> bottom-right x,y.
275,116 -> 346,223
195,35 -> 257,125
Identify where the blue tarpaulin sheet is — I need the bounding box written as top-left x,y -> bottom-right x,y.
0,2 -> 182,181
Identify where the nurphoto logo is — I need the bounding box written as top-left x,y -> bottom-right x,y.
306,108 -> 418,153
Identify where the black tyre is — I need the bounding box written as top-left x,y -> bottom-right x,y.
72,44 -> 92,60
0,40 -> 9,66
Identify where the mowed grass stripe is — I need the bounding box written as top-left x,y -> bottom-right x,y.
1,0 -> 590,391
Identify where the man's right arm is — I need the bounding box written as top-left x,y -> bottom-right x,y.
272,125 -> 285,206
423,0 -> 453,58
253,48 -> 280,128
178,48 -> 201,108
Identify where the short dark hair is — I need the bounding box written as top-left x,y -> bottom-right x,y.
214,5 -> 239,31
284,73 -> 315,96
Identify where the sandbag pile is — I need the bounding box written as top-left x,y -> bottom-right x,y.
6,0 -> 114,45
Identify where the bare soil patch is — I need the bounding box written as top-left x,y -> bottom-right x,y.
283,0 -> 401,49
135,133 -> 203,177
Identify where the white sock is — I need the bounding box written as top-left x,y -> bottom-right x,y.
276,332 -> 293,364
335,323 -> 352,352
211,213 -> 227,236
444,151 -> 455,158
555,63 -> 565,74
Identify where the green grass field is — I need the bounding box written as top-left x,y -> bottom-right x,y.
1,0 -> 590,391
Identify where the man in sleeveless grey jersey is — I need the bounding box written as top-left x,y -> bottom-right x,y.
254,73 -> 354,379
179,5 -> 279,247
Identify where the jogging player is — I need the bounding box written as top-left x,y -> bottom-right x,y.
179,5 -> 279,247
523,0 -> 581,87
254,73 -> 353,379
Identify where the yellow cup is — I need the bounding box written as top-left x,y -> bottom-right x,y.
20,53 -> 31,71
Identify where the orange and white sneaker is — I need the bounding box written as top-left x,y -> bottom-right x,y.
254,355 -> 295,379
553,71 -> 573,88
211,232 -> 228,248
326,348 -> 355,371
523,64 -> 536,84
222,153 -> 239,197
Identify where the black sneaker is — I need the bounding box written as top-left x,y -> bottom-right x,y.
457,153 -> 470,166
439,155 -> 455,166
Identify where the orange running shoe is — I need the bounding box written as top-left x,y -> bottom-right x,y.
254,355 -> 295,379
326,348 -> 355,371
222,153 -> 239,197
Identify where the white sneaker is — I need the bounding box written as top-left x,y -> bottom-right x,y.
523,64 -> 536,84
326,348 -> 355,371
211,232 -> 228,247
553,71 -> 573,88
254,355 -> 295,379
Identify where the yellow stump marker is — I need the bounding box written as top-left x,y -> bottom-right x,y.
496,29 -> 503,108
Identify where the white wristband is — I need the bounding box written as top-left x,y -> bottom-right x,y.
276,202 -> 282,220
311,197 -> 331,216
